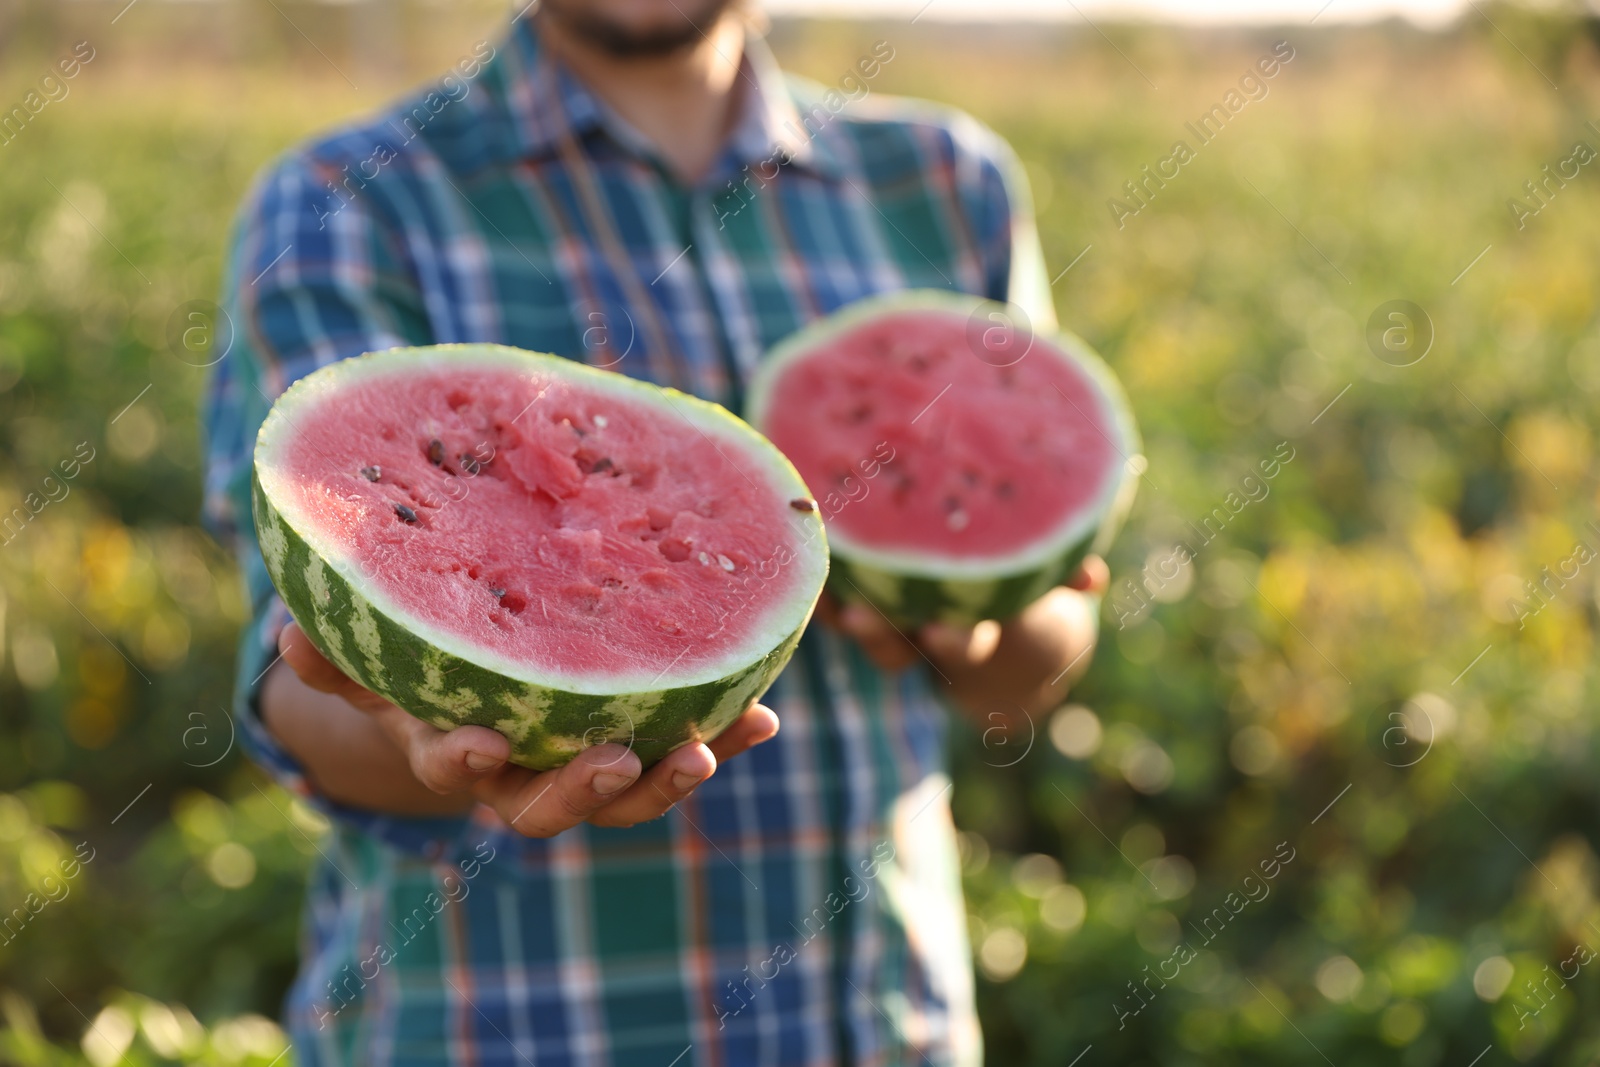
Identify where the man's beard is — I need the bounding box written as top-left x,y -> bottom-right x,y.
538,0 -> 740,58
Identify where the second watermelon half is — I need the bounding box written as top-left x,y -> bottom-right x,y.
747,290 -> 1140,626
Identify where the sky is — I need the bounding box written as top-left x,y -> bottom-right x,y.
761,0 -> 1474,27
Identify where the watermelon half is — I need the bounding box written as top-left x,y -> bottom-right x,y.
746,291 -> 1139,626
252,345 -> 827,770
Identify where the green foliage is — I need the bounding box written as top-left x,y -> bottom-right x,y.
2,4 -> 1599,1064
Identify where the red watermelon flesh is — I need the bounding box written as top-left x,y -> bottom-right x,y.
758,310 -> 1121,562
270,361 -> 816,682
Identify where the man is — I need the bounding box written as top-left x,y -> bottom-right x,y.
204,1 -> 1107,1063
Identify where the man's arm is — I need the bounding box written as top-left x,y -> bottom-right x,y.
263,622 -> 781,832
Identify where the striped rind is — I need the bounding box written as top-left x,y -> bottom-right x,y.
747,290 -> 1141,625
252,345 -> 824,769
828,534 -> 1090,627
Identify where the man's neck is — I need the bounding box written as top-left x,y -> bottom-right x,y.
537,9 -> 748,185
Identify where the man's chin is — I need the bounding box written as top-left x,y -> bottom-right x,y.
539,0 -> 739,58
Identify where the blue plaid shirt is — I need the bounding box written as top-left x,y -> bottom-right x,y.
205,12 -> 1057,1066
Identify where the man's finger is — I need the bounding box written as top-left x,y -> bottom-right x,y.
480,744 -> 643,838
586,705 -> 781,827
920,618 -> 1003,666
387,714 -> 511,794
705,704 -> 780,763
858,638 -> 920,672
815,594 -> 922,671
837,602 -> 920,671
278,622 -> 353,694
587,742 -> 719,828
837,601 -> 899,643
1066,554 -> 1110,595
280,621 -> 404,714
811,589 -> 844,629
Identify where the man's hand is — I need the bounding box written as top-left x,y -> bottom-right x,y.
816,556 -> 1109,721
264,622 -> 780,834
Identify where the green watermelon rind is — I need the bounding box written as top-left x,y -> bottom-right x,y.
745,290 -> 1142,626
252,344 -> 827,771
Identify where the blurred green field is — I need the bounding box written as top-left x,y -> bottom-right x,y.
2,2 -> 1599,1064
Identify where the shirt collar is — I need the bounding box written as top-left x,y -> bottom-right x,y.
492,12 -> 845,182
723,35 -> 847,181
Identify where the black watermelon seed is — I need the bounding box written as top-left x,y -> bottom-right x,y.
427,439 -> 445,465
394,503 -> 418,524
789,498 -> 815,512
360,465 -> 381,482
590,457 -> 614,475
459,454 -> 481,476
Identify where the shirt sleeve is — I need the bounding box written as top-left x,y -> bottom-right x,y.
965,123 -> 1059,332
202,151 -> 437,826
